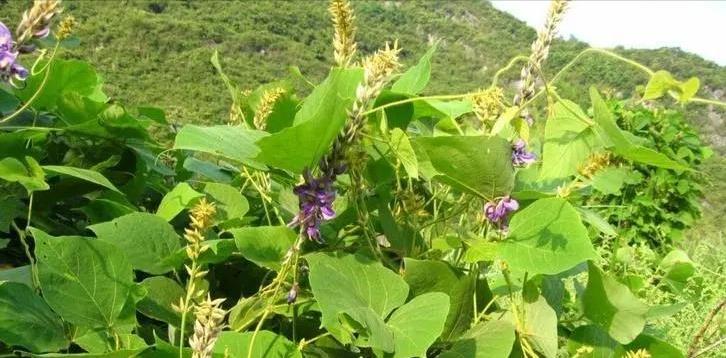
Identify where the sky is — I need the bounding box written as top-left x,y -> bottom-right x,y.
491,1 -> 726,65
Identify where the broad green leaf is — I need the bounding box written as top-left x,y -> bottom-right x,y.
413,135 -> 514,200
16,59 -> 107,110
389,128 -> 418,178
89,212 -> 180,274
43,165 -> 121,193
439,319 -> 516,358
386,292 -> 449,358
659,249 -> 695,292
202,182 -> 249,222
0,88 -> 19,113
391,45 -> 436,95
402,259 -> 475,340
74,330 -> 146,354
583,262 -> 648,344
413,99 -> 472,122
462,240 -> 498,263
173,125 -> 267,167
137,277 -> 184,327
182,158 -> 233,184
540,100 -> 600,180
617,334 -> 684,358
520,296 -> 558,358
156,183 -> 204,221
137,106 -> 167,124
497,198 -> 597,275
567,325 -> 619,358
591,167 -> 628,195
0,282 -> 69,352
621,146 -> 689,171
256,68 -> 363,173
0,157 -> 49,192
161,239 -> 237,269
306,252 -> 409,344
231,226 -> 297,271
32,228 -> 134,328
577,207 -> 617,237
0,265 -> 33,287
678,77 -> 699,103
341,307 -> 394,352
211,331 -> 301,358
643,70 -> 677,100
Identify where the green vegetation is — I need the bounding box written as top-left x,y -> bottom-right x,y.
1,0 -> 724,357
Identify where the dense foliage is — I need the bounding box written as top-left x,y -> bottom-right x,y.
0,1 -> 724,358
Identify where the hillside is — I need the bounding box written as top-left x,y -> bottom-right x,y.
1,0 -> 724,147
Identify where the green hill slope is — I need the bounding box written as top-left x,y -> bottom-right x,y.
1,0 -> 723,141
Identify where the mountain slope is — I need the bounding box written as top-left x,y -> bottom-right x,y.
1,0 -> 723,144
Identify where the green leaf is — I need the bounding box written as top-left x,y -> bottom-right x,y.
173,125 -> 267,168
576,207 -> 617,237
618,334 -> 684,358
540,100 -> 600,180
583,262 -> 648,344
590,88 -> 688,171
567,325 -> 619,358
211,331 -> 301,358
32,228 -> 134,328
402,258 -> 475,340
202,182 -> 249,222
0,281 -> 69,352
659,250 -> 696,292
385,292 -> 449,358
678,77 -> 700,103
591,167 -> 628,195
389,128 -> 418,178
43,165 -> 121,193
156,183 -> 204,221
643,70 -> 677,100
520,296 -> 559,358
137,277 -> 184,327
137,106 -> 167,124
255,67 -> 363,173
16,59 -> 106,110
231,226 -> 297,271
306,252 -> 409,344
413,135 -> 514,200
439,319 -> 516,358
497,198 -> 597,275
414,99 -> 472,122
89,212 -> 181,274
0,157 -> 49,192
341,307 -> 395,352
391,45 -> 436,95
0,265 -> 33,287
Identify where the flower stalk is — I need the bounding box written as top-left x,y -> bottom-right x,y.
189,295 -> 226,358
173,198 -> 217,357
513,0 -> 569,120
329,0 -> 357,67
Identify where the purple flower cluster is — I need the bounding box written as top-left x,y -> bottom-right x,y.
289,169 -> 337,242
511,139 -> 536,167
484,196 -> 519,231
286,283 -> 299,304
0,22 -> 28,83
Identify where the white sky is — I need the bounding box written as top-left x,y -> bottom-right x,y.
491,1 -> 726,65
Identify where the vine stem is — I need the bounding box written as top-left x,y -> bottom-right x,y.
246,236 -> 303,358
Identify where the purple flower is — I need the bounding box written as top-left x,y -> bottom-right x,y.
484,196 -> 519,231
289,169 -> 337,242
0,22 -> 28,82
511,139 -> 536,167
